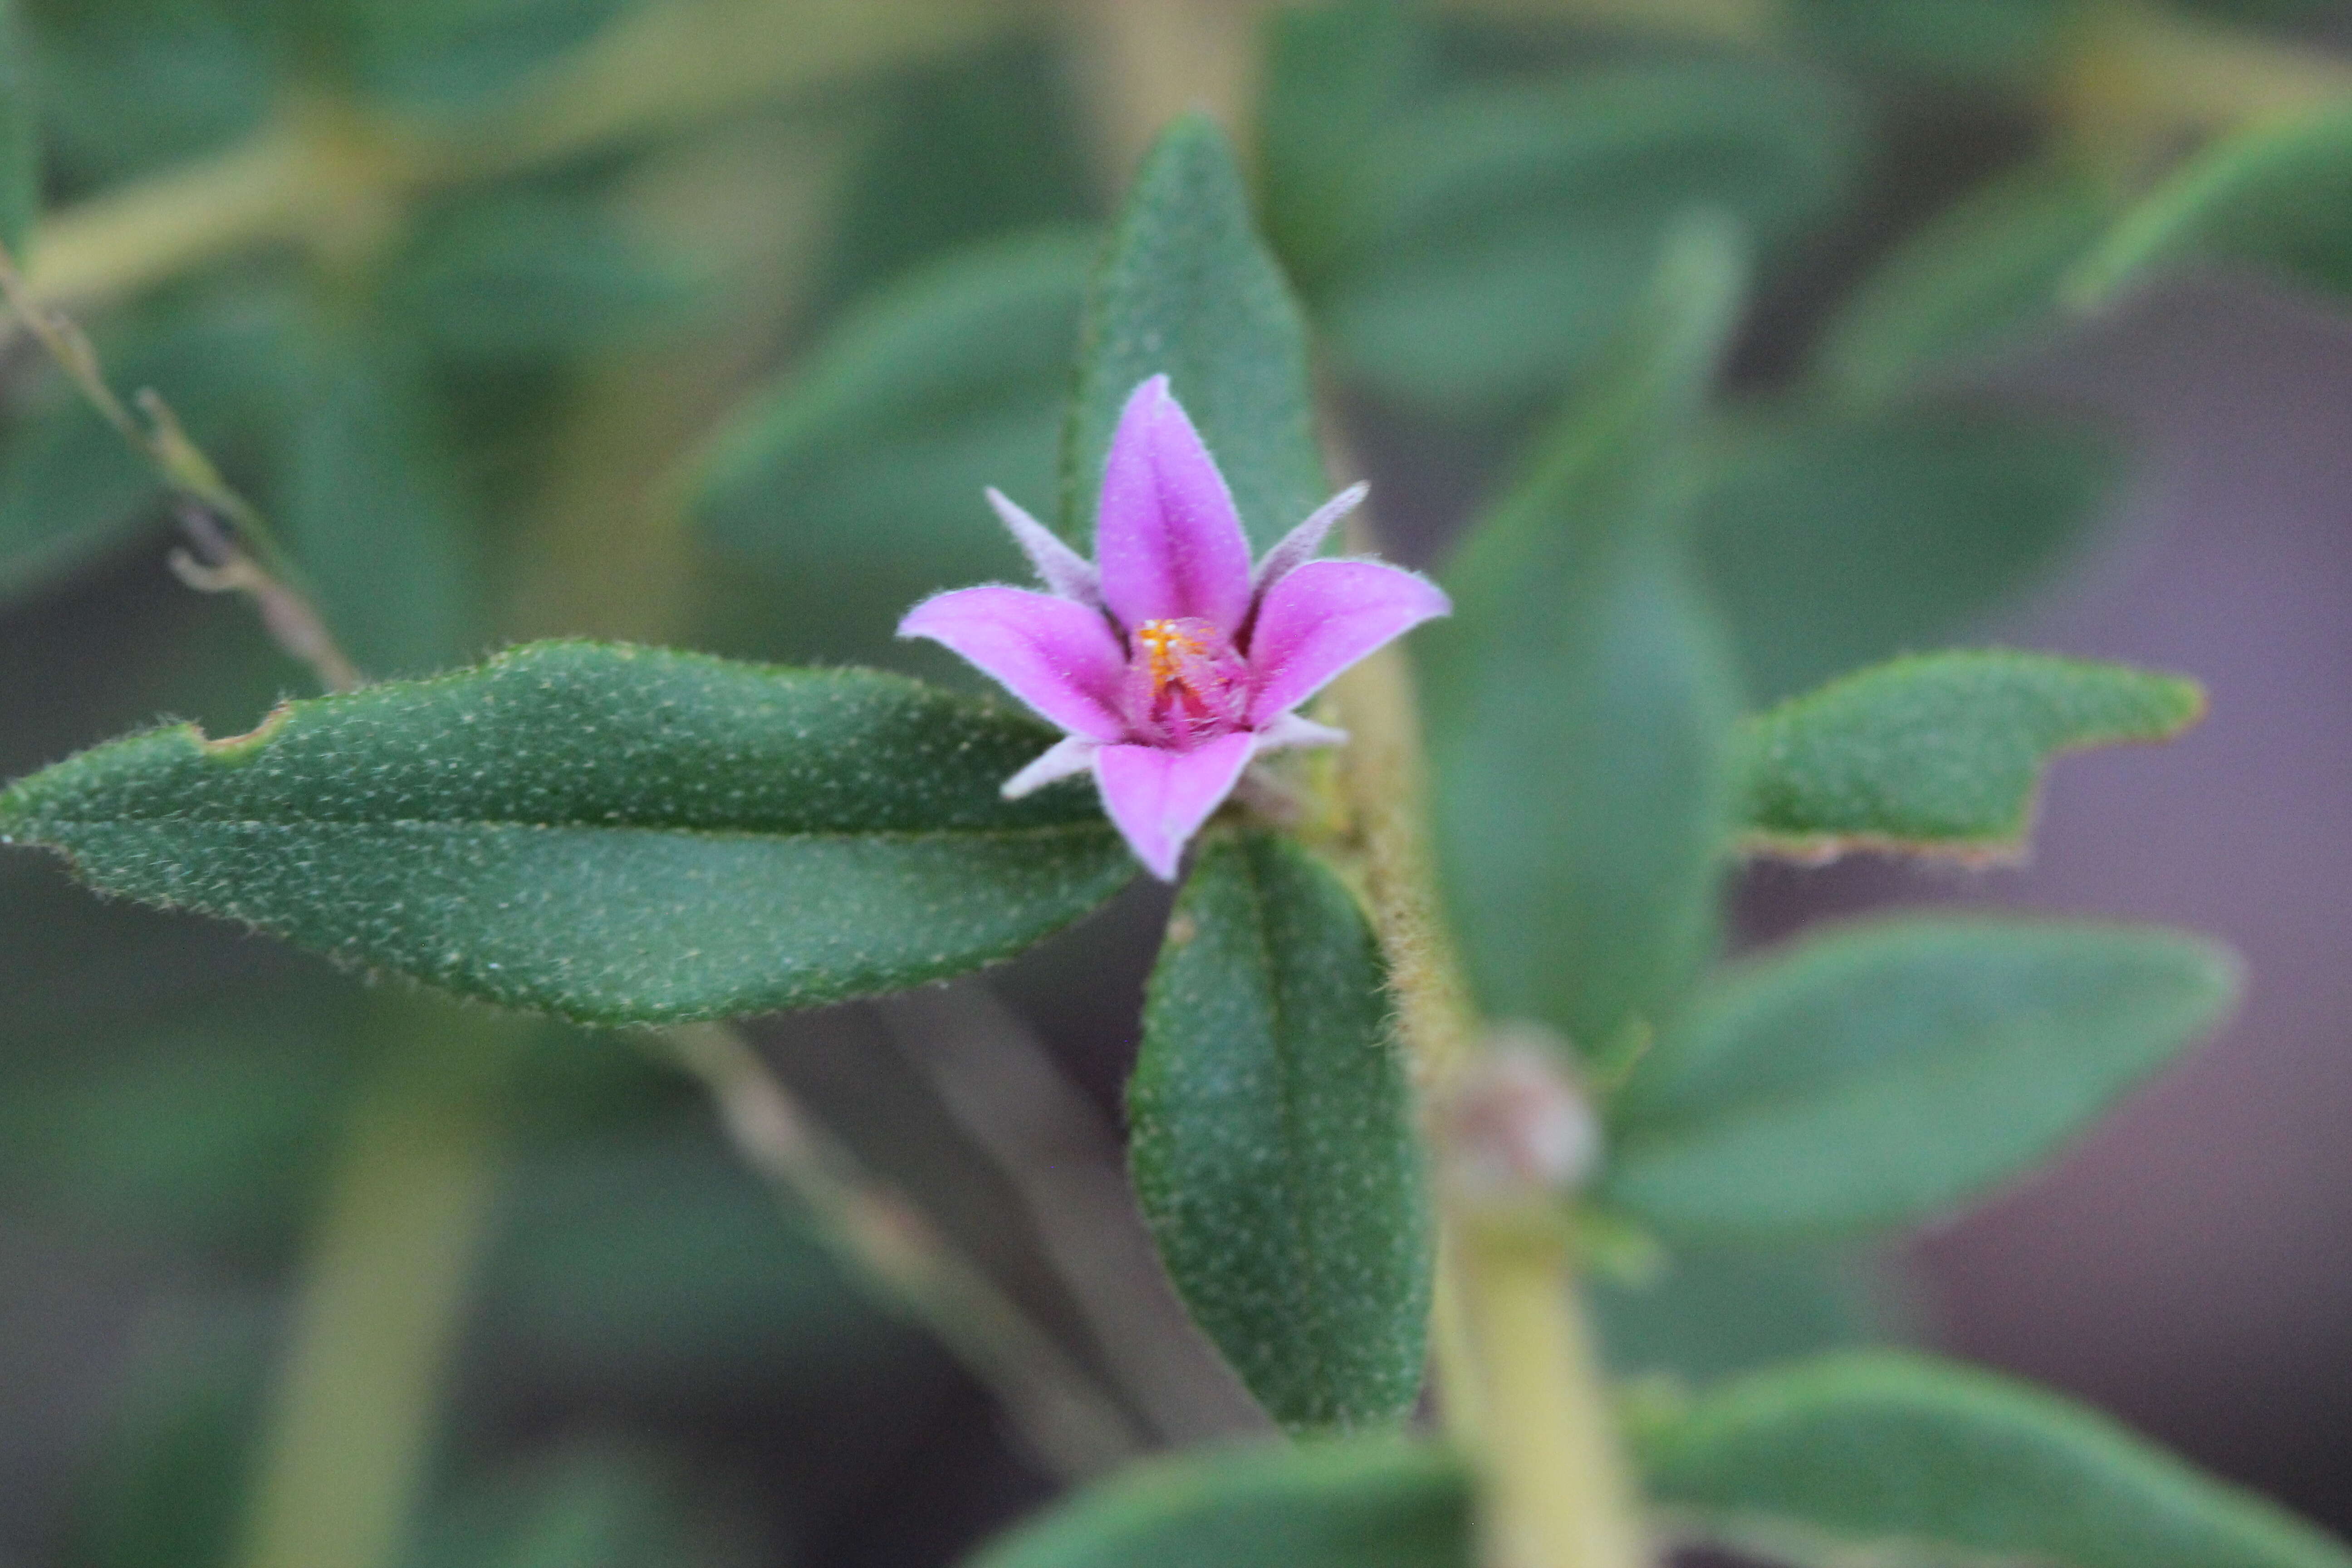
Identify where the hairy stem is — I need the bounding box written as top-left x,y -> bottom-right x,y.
1331,625 -> 1649,1568
664,1022 -> 1149,1482
233,1005 -> 511,1568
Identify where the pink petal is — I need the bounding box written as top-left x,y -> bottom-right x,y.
900,587 -> 1128,742
1244,559 -> 1451,725
986,487 -> 1102,609
1095,376 -> 1254,634
1001,735 -> 1100,798
1252,481 -> 1367,597
1093,732 -> 1257,881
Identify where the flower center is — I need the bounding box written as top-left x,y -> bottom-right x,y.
1126,617 -> 1249,749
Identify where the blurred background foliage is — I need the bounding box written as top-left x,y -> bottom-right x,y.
5,0 -> 2352,1563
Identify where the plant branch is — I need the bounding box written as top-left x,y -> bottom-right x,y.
233,1006 -> 511,1568
19,0 -> 1010,314
662,1021 -> 1149,1483
0,235 -> 360,691
876,985 -> 1271,1445
1328,507 -> 1648,1567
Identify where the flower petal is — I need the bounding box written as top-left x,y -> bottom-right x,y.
1251,481 -> 1367,597
900,586 -> 1127,741
1093,732 -> 1257,881
1095,375 -> 1254,633
1252,711 -> 1348,754
1002,734 -> 1101,799
1245,559 -> 1451,725
987,487 -> 1102,609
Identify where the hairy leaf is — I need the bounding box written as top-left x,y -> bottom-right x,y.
1421,219 -> 1747,1055
2068,101 -> 2352,309
1132,832 -> 1429,1434
0,642 -> 1135,1024
691,228 -> 1093,666
1606,916 -> 2240,1236
1062,114 -> 1325,552
1318,59 -> 1859,412
1640,1352 -> 2352,1568
1696,411 -> 2118,705
965,1440 -> 1471,1568
1737,650 -> 2205,860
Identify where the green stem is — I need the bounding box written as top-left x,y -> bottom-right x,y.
1330,631 -> 1650,1568
232,1002 -> 513,1568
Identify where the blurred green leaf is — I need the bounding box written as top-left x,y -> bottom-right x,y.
1316,59 -> 1860,413
270,331 -> 480,676
690,226 -> 1093,666
1813,160 -> 2114,401
1785,0 -> 2069,82
0,0 -> 35,254
1131,831 -> 1429,1434
0,287 -> 290,602
1258,0 -> 1426,295
1736,650 -> 2205,859
1421,219 -> 1746,1055
0,642 -> 1137,1024
354,0 -> 632,107
403,1445 -> 715,1568
1695,409 -> 2120,705
2068,101 -> 2352,309
61,1298 -> 274,1568
965,1440 -> 1472,1568
817,31 -> 1095,310
475,1131 -> 899,1393
1593,1244 -> 1891,1385
24,0 -> 268,180
1062,113 -> 1325,552
1605,915 -> 2241,1237
1638,1351 -> 2352,1568
392,188 -> 698,364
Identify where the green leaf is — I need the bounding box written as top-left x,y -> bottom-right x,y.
21,0 -> 266,180
1605,916 -> 2241,1237
965,1440 -> 1472,1568
1785,0 -> 2070,83
1736,650 -> 2205,859
271,333 -> 481,676
1131,831 -> 1429,1434
1593,1243 -> 1891,1384
1812,159 -> 2115,402
0,0 -> 35,254
1695,411 -> 2120,705
1062,113 -> 1325,552
1258,0 -> 1426,295
1316,59 -> 1860,413
689,227 -> 1094,667
403,1445 -> 711,1568
816,31 -> 1097,310
1638,1351 -> 2352,1568
0,642 -> 1136,1024
1421,218 -> 1747,1054
2068,102 -> 2352,310
391,189 -> 698,365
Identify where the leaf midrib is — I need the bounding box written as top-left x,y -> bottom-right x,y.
4,814 -> 1113,847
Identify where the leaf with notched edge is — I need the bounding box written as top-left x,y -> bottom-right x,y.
1736,650 -> 2205,862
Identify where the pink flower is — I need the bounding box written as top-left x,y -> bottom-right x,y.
901,375 -> 1450,880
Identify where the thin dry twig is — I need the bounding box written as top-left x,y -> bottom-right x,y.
877,985 -> 1270,1445
662,1021 -> 1149,1483
0,235 -> 360,692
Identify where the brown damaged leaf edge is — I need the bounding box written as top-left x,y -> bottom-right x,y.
195,701 -> 295,758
